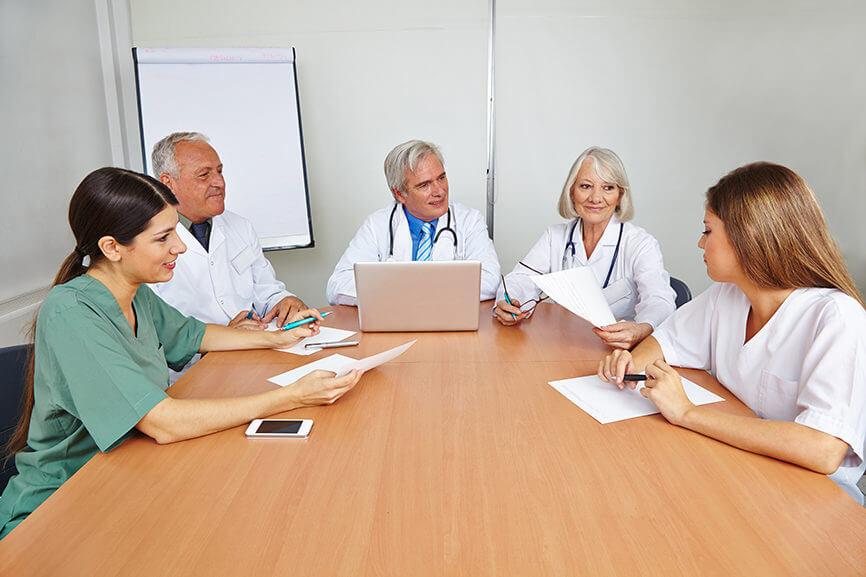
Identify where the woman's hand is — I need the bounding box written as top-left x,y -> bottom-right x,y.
494,299 -> 532,326
138,370 -> 364,444
267,323 -> 320,348
288,369 -> 363,407
266,308 -> 326,348
285,308 -> 325,326
640,360 -> 694,426
593,321 -> 653,350
597,348 -> 636,388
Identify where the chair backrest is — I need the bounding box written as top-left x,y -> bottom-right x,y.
670,276 -> 692,309
0,344 -> 31,493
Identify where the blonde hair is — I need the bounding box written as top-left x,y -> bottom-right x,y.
558,147 -> 633,221
707,162 -> 862,306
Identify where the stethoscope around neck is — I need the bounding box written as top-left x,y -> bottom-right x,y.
387,202 -> 458,258
563,218 -> 624,289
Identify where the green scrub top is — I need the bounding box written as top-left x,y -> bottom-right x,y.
0,275 -> 205,539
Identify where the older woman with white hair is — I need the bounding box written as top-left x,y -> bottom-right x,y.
495,147 -> 676,349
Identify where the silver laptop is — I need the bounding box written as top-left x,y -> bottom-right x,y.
354,261 -> 481,332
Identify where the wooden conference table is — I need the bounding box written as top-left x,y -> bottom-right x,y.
2,303 -> 866,576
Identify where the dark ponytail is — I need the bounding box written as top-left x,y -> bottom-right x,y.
53,250 -> 89,288
5,168 -> 178,457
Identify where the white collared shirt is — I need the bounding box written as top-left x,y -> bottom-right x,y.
151,210 -> 293,324
498,216 -> 676,327
326,201 -> 501,305
653,282 -> 866,503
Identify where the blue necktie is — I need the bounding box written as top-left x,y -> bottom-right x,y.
416,222 -> 434,261
190,221 -> 210,252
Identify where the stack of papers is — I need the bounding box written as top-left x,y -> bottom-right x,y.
548,374 -> 724,424
268,340 -> 416,386
530,267 -> 615,327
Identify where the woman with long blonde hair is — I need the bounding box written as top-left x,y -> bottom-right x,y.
599,162 -> 866,503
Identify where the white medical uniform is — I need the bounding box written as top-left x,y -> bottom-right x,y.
653,282 -> 866,503
151,211 -> 294,379
326,201 -> 501,305
498,216 -> 676,327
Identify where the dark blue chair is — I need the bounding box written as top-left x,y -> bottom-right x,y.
670,277 -> 692,309
1,344 -> 31,493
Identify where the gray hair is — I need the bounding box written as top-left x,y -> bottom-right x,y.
558,147 -> 634,221
151,132 -> 210,178
383,140 -> 445,194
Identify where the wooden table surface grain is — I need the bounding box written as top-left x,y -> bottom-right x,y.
2,303 -> 865,576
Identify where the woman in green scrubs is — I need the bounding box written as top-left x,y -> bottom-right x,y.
0,168 -> 361,539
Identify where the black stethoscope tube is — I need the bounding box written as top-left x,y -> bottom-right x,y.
563,218 -> 624,289
388,203 -> 458,258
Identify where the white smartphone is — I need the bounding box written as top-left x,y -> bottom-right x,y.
245,419 -> 313,438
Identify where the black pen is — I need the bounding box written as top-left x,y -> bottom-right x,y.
622,374 -> 647,382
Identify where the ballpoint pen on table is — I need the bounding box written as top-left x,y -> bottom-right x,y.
304,340 -> 360,349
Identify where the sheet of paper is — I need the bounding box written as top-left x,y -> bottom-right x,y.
268,354 -> 355,387
267,340 -> 416,386
333,339 -> 416,377
276,327 -> 357,356
548,374 -> 724,424
530,267 -> 616,327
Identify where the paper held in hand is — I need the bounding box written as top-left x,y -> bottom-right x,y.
529,267 -> 616,327
268,340 -> 416,386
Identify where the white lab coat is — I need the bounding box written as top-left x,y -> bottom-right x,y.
653,283 -> 866,504
151,210 -> 294,324
498,216 -> 676,327
327,201 -> 501,305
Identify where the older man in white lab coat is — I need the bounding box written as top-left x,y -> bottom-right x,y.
326,140 -> 501,305
149,131 -> 306,338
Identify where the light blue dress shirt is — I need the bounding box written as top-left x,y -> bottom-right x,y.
403,206 -> 439,261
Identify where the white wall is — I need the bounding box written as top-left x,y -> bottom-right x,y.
129,0 -> 490,306
3,0 -> 862,347
0,0 -> 118,346
132,0 -> 866,303
494,0 -> 866,295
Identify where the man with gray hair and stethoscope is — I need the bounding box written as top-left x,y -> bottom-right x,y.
326,139 -> 501,305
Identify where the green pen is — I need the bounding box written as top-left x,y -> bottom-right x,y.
500,275 -> 518,320
281,311 -> 331,331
